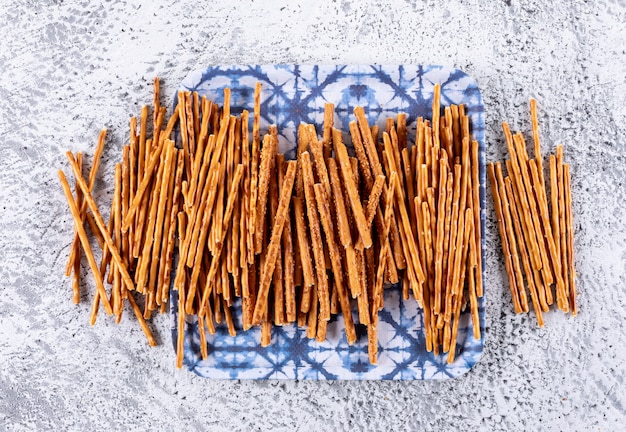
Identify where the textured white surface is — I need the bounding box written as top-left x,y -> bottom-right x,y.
0,0 -> 625,430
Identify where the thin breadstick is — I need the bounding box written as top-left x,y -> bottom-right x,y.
152,107 -> 166,150
65,152 -> 135,294
327,158 -> 352,248
254,134 -> 276,254
160,151 -> 185,303
496,164 -> 529,313
294,196 -> 315,313
121,146 -> 131,268
322,103 -> 334,160
250,161 -> 296,324
335,138 -> 372,248
487,163 -> 522,313
300,152 -> 332,320
505,177 -> 544,327
564,164 -> 577,315
314,183 -> 357,344
58,170 -> 113,315
512,133 -> 553,287
529,158 -> 566,303
556,146 -> 569,312
193,92 -> 200,146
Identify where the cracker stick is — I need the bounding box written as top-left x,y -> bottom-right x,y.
564,164 -> 577,315
70,153 -> 84,303
434,156 -> 449,315
505,177 -> 544,327
556,146 -> 569,311
347,122 -> 374,190
502,123 -> 542,272
513,133 -> 554,287
496,164 -> 529,313
322,103 -> 334,160
198,165 -> 244,315
487,163 -> 522,313
294,196 -> 315,312
58,170 -> 113,315
254,134 -> 276,254
327,158 -> 352,248
193,91 -> 201,146
335,139 -> 372,248
66,152 -> 135,293
373,172 -> 396,313
471,140 -> 483,297
250,161 -> 296,324
314,183 -> 357,344
160,152 -> 185,303
529,158 -> 566,302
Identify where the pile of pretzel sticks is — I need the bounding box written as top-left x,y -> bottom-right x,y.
60,78 -> 484,366
489,100 -> 577,326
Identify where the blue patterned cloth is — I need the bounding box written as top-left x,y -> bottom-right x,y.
171,65 -> 485,380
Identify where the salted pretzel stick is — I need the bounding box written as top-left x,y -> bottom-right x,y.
556,146 -> 569,312
66,129 -> 107,275
66,152 -> 135,294
326,158 -> 351,248
314,184 -> 357,343
439,164 -> 461,328
530,158 -> 566,302
564,164 -> 577,315
322,103 -> 334,160
244,85 -> 258,258
299,153 -> 332,321
254,134 -> 276,253
434,156 -> 449,315
365,175 -> 385,228
335,139 -> 372,248
120,147 -> 131,268
250,161 -> 296,324
175,268 -> 186,368
112,163 -> 123,315
373,172 -> 397,313
306,287 -> 318,340
529,99 -> 545,186
401,147 -> 416,224
293,197 -> 315,311
276,160 -> 295,322
59,170 -> 113,315
198,165 -> 244,316
496,164 -> 529,312
187,109 -> 211,209
269,155 -> 285,325
156,148 -> 177,305
160,151 -> 184,303
505,177 -> 544,327
549,155 -> 561,267
513,134 -> 554,289
471,140 -> 483,297
70,153 -> 84,303
347,121 -> 375,190
354,107 -> 384,179
185,92 -> 196,158
309,138 -> 331,199
138,105 -> 148,186
487,163 -> 522,313
240,110 -> 250,266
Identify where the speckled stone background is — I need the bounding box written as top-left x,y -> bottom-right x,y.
1,0 -> 625,430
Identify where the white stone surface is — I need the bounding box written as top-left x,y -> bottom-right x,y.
0,0 -> 625,430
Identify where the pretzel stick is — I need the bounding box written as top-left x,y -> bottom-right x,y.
152,107 -> 166,151
198,164 -> 244,316
373,172 -> 397,313
248,84 -> 261,260
513,133 -> 553,287
175,268 -> 186,368
306,287 -> 318,340
434,156 -> 449,315
70,153 -> 84,303
365,175 -> 385,228
335,137 -> 372,248
326,158 -> 352,248
112,163 -> 123,316
487,163 -> 522,313
553,147 -> 568,312
58,170 -> 113,315
347,121 -> 374,190
314,183 -> 357,344
322,103 -> 334,160
300,152 -> 333,321
187,110 -> 212,209
309,137 -> 331,198
505,177 -> 544,327
66,152 -> 136,295
470,140 -> 483,298
294,196 -> 315,313
549,155 -> 561,270
269,155 -> 285,325
138,105 -> 148,187
496,164 -> 529,313
401,147 -> 416,225
254,134 -> 276,253
156,148 -> 177,306
563,164 -> 577,315
529,158 -> 566,303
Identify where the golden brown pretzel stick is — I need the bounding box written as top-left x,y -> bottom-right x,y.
112,163 -> 123,316
152,107 -> 166,151
299,153 -> 331,321
487,163 -> 522,313
373,172 -> 397,314
58,170 -> 113,316
365,174 -> 385,227
335,137 -> 372,248
121,146 -> 131,268
309,136 -> 331,198
155,148 -> 177,306
496,164 -> 529,313
66,129 -> 107,276
306,287 -> 318,340
529,99 -> 545,187
198,165 -> 244,315
401,147 -> 416,225
175,267 -> 186,368
556,146 -> 569,311
70,153 -> 83,303
434,155 -> 449,315
549,155 -> 561,269
327,158 -> 352,248
314,183 -> 357,344
505,177 -> 544,327
270,155 -> 285,325
293,196 -> 315,312
439,164 -> 461,328
251,161 -> 297,324
513,133 -> 554,287
322,103 -> 334,160
249,85 -> 262,257
529,158 -> 566,302
347,121 -> 375,190
138,105 -> 148,184
240,110 -> 250,267
432,83 -> 441,153
277,160 -> 296,322
254,134 -> 276,253
187,108 -> 212,209
66,152 -> 136,294
471,140 -> 483,297
160,151 -> 184,303
564,164 -> 577,315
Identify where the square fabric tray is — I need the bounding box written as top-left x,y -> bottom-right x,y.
171,65 -> 485,380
